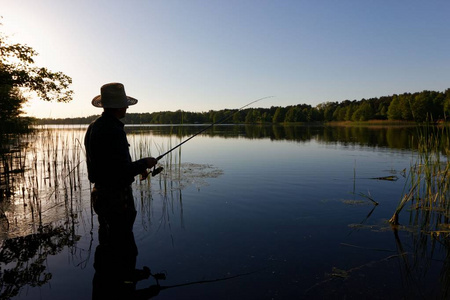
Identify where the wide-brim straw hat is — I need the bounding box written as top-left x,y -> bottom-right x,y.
91,82 -> 138,108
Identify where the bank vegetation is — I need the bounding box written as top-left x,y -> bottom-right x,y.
35,89 -> 450,125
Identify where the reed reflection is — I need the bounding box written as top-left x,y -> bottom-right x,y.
0,127 -> 90,298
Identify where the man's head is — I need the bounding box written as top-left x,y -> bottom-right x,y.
103,106 -> 127,119
92,82 -> 138,109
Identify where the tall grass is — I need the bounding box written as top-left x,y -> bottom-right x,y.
387,125 -> 450,298
0,126 -> 91,298
389,124 -> 450,230
129,128 -> 185,234
0,126 -> 87,238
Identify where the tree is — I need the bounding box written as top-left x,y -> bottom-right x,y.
284,106 -> 297,122
0,27 -> 73,132
317,101 -> 337,121
0,85 -> 28,132
232,110 -> 244,123
399,93 -> 413,121
429,91 -> 445,121
307,107 -> 321,122
444,89 -> 450,120
260,112 -> 271,123
387,95 -> 401,120
344,104 -> 354,121
272,107 -> 286,123
351,102 -> 373,121
411,92 -> 431,122
332,106 -> 346,121
213,110 -> 225,123
378,104 -> 388,119
245,109 -> 261,123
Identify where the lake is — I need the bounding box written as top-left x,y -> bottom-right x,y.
1,123 -> 447,299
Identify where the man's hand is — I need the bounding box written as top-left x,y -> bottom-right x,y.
140,169 -> 150,180
140,157 -> 158,180
145,157 -> 158,169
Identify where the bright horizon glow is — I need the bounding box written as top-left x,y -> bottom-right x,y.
1,1 -> 450,119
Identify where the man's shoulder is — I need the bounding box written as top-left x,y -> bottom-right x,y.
90,115 -> 113,128
88,115 -> 125,137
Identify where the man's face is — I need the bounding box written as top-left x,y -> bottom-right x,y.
118,107 -> 128,119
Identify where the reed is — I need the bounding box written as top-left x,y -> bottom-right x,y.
0,126 -> 86,237
129,128 -> 185,232
389,124 -> 450,231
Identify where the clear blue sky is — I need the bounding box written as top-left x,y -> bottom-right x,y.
2,0 -> 449,118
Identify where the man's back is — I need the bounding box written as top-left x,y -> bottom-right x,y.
85,112 -> 146,188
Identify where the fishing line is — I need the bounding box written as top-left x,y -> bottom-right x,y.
150,96 -> 274,176
147,268 -> 263,291
159,270 -> 255,290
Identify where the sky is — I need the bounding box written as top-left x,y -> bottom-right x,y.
1,0 -> 450,119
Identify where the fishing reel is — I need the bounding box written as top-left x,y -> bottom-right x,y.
151,166 -> 164,176
151,271 -> 167,285
140,266 -> 167,282
140,166 -> 164,180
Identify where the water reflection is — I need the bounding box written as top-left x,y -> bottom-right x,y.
0,225 -> 80,299
2,124 -> 450,299
35,123 -> 423,150
388,211 -> 450,299
92,228 -> 160,299
125,123 -> 421,151
305,211 -> 450,298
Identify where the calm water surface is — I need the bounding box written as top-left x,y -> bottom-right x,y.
2,124 -> 446,299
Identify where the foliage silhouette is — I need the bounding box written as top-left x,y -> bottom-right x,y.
35,89 -> 450,125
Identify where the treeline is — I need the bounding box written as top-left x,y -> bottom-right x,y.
35,89 -> 450,125
319,89 -> 450,123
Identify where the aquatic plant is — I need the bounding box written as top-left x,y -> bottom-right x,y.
385,124 -> 450,296
389,124 -> 450,227
0,126 -> 97,297
0,126 -> 87,238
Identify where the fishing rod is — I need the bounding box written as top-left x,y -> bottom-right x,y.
149,96 -> 273,177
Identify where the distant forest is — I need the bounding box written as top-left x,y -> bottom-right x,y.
35,89 -> 450,125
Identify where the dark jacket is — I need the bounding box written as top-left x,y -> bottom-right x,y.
84,112 -> 147,188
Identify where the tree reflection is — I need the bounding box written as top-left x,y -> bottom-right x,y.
0,225 -> 79,299
127,124 -> 424,151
